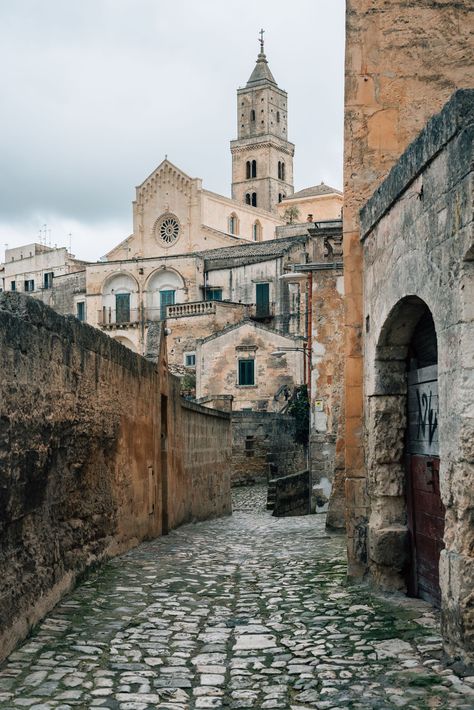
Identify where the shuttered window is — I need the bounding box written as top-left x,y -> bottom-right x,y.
238,359 -> 255,386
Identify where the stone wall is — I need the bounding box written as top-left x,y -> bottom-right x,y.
361,91 -> 473,662
167,377 -> 232,528
272,470 -> 311,518
0,294 -> 232,662
343,0 -> 474,577
231,411 -> 306,486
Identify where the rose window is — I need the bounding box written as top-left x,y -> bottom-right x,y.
154,214 -> 180,246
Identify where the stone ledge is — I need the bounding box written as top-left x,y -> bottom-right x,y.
360,89 -> 474,240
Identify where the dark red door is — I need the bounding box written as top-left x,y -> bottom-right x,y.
406,365 -> 444,607
407,455 -> 445,606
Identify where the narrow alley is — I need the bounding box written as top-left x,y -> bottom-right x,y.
0,487 -> 472,710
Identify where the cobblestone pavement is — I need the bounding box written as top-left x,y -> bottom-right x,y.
1,486 -> 473,710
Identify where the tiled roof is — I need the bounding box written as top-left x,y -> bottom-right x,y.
284,183 -> 342,200
198,235 -> 308,267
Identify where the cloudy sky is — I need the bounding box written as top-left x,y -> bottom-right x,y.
0,0 -> 345,262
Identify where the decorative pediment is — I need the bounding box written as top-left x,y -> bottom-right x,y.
136,159 -> 194,204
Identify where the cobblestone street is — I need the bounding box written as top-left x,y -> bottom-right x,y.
0,485 -> 473,710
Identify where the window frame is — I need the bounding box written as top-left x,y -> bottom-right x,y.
238,358 -> 255,387
184,352 -> 196,368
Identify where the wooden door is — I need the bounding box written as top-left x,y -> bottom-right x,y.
115,293 -> 130,324
407,365 -> 445,606
256,283 -> 270,317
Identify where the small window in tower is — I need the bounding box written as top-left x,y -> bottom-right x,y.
251,192 -> 257,207
250,109 -> 256,122
261,120 -> 264,125
245,193 -> 251,205
278,161 -> 282,180
281,162 -> 286,181
251,160 -> 257,178
276,111 -> 280,123
246,161 -> 251,179
278,193 -> 282,203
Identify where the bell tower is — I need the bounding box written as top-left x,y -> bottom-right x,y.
231,31 -> 295,214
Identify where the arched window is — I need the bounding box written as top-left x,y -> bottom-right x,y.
281,162 -> 286,181
278,193 -> 283,203
252,221 -> 262,242
278,161 -> 282,180
250,109 -> 256,122
251,159 -> 257,178
246,161 -> 251,179
245,193 -> 251,205
251,192 -> 257,207
228,213 -> 239,235
276,111 -> 280,123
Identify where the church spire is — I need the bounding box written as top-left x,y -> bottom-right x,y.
246,28 -> 277,87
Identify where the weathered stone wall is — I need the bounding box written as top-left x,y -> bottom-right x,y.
0,294 -> 232,662
343,0 -> 474,576
230,411 -> 306,486
272,470 -> 311,518
167,377 -> 232,528
361,91 -> 474,662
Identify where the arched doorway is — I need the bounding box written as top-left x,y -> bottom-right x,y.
406,310 -> 444,606
369,296 -> 445,607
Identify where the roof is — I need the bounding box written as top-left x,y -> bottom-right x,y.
283,183 -> 342,201
199,235 -> 309,271
246,51 -> 277,88
198,318 -> 305,346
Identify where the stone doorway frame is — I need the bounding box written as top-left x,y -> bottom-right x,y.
366,296 -> 440,594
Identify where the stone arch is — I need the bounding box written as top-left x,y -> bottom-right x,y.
228,212 -> 239,236
101,272 -> 139,325
145,268 -> 186,320
367,295 -> 443,602
113,335 -> 137,352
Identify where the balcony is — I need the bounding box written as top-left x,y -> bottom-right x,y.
250,302 -> 275,321
165,301 -> 217,319
98,308 -> 141,329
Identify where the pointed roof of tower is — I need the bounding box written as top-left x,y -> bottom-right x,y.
246,29 -> 277,88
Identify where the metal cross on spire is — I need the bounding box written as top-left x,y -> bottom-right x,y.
259,28 -> 265,53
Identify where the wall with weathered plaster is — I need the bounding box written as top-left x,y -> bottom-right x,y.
361,91 -> 474,662
167,376 -> 232,529
0,294 -> 232,663
343,0 -> 474,577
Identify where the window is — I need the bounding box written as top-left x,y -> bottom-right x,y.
184,352 -> 196,368
10,281 -> 16,291
252,222 -> 261,242
256,283 -> 270,317
24,280 -> 35,292
245,193 -> 251,205
205,288 -> 223,301
278,193 -> 283,203
250,109 -> 256,122
76,301 -> 85,322
238,359 -> 255,386
160,289 -> 175,319
251,192 -> 257,207
44,272 -> 54,289
115,293 -> 131,323
246,161 -> 251,179
228,213 -> 239,235
251,159 -> 257,178
278,161 -> 282,180
276,111 -> 280,123
281,162 -> 286,181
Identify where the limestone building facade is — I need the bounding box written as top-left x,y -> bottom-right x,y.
360,90 -> 473,663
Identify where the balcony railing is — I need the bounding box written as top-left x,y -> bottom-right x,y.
98,308 -> 141,328
250,302 -> 275,320
166,301 -> 217,319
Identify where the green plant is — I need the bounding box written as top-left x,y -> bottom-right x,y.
288,384 -> 309,446
283,206 -> 300,224
180,372 -> 196,393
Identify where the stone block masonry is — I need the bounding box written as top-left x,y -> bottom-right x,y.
272,470 -> 311,517
0,293 -> 231,662
230,411 -> 306,486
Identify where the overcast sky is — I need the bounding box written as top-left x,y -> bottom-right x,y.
0,0 -> 345,262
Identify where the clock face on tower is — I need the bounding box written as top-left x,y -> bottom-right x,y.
154,213 -> 181,246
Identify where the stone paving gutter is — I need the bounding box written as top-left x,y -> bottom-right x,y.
0,485 -> 473,709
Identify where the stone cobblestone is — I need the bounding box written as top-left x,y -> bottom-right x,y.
0,486 -> 473,709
